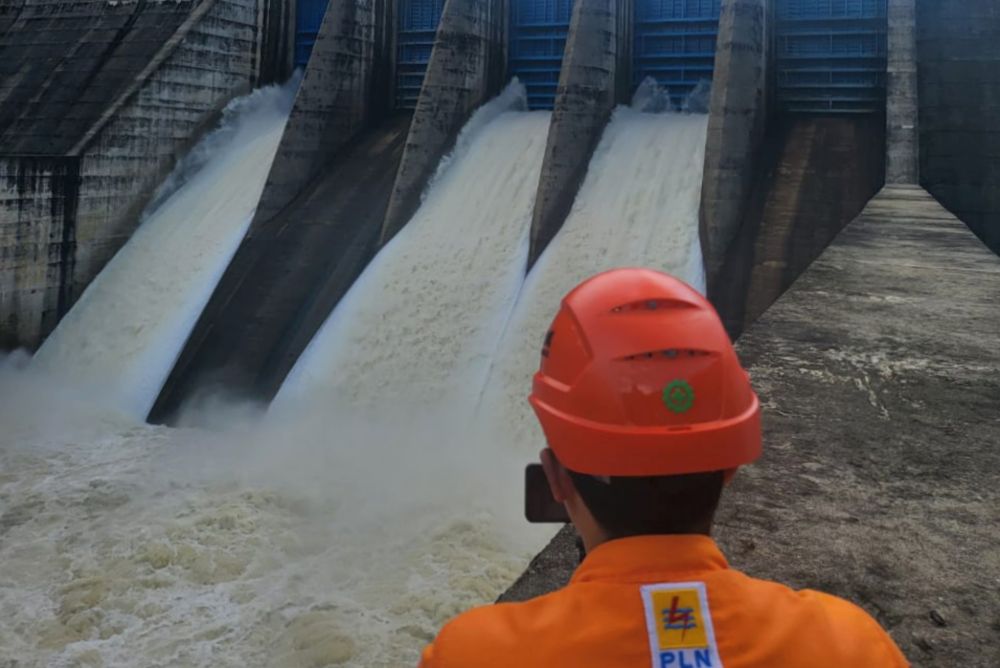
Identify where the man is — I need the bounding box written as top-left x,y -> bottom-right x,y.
421,268 -> 908,667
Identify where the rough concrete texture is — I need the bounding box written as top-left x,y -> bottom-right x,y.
0,0 -> 196,154
917,0 -> 1000,256
700,0 -> 767,290
527,0 -> 629,267
380,0 -> 505,245
502,186 -> 1000,667
886,0 -> 918,184
712,115 -> 886,338
252,0 -> 389,228
149,116 -> 412,422
0,0 -> 26,38
0,0 -> 271,348
0,156 -> 77,348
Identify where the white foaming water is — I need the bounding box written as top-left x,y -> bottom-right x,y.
477,108 -> 710,457
277,83 -> 545,415
31,78 -> 297,421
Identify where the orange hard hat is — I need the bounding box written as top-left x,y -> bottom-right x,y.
528,268 -> 761,476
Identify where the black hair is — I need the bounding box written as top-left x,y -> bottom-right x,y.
567,470 -> 725,538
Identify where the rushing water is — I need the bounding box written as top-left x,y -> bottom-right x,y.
31,80 -> 298,421
276,83 -> 546,415
477,108 -> 709,460
0,86 -> 710,667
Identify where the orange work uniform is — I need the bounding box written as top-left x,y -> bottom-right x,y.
420,535 -> 909,667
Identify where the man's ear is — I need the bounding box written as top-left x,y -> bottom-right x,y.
540,448 -> 575,504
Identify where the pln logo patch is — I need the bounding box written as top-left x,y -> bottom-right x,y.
641,582 -> 723,668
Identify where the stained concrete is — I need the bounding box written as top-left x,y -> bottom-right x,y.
712,115 -> 886,338
501,186 -> 1000,667
0,156 -> 78,347
149,116 -> 410,422
917,0 -> 1000,255
0,0 -> 276,348
380,0 -> 505,245
0,0 -> 195,154
527,0 -> 629,266
886,0 -> 918,184
149,0 -> 410,419
252,0 -> 389,230
0,0 -> 26,38
700,0 -> 767,290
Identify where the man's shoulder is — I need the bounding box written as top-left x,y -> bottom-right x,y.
727,572 -> 908,664
438,589 -> 565,644
419,589 -> 568,667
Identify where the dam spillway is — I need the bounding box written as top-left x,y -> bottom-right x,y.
0,0 -> 999,666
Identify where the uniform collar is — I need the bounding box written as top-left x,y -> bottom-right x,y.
570,535 -> 729,584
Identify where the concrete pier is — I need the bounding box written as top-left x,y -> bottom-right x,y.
917,0 -> 1000,255
252,0 -> 389,229
502,186 -> 1000,667
527,0 -> 629,266
380,0 -> 505,245
886,0 -> 919,184
700,0 -> 768,290
712,116 -> 886,337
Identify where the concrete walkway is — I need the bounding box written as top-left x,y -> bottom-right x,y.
501,186 -> 1000,667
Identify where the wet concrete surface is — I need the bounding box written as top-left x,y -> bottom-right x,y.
501,186 -> 1000,667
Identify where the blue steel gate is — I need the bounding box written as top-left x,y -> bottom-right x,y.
396,0 -> 445,109
509,0 -> 574,109
633,0 -> 722,107
775,0 -> 888,113
295,0 -> 328,67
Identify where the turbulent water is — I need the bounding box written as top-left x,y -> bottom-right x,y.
31,79 -> 297,421
0,88 -> 710,667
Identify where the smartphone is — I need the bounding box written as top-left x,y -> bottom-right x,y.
525,463 -> 570,523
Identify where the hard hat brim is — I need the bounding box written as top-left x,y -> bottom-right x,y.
528,394 -> 762,477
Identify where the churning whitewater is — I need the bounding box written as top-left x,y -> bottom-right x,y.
0,81 -> 710,667
32,79 -> 298,421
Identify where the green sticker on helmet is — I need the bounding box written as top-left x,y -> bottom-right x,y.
662,379 -> 694,413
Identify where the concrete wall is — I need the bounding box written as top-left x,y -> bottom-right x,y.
0,0 -> 277,348
886,0 -> 918,184
252,0 -> 390,228
917,0 -> 1000,255
0,157 -> 77,348
380,0 -> 506,245
528,0 -> 631,266
258,0 -> 295,84
700,0 -> 768,292
712,116 -> 886,337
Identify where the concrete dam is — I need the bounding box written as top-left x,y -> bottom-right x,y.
1,1 -> 998,666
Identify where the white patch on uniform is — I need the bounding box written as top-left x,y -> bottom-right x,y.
640,581 -> 724,668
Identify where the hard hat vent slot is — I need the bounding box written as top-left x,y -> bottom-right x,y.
610,298 -> 694,313
619,349 -> 712,362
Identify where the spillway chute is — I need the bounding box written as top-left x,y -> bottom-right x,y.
30,78 -> 299,421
